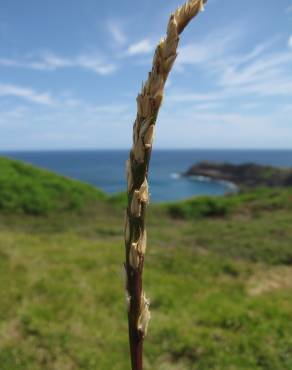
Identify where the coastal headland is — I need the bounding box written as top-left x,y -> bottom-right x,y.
184,161 -> 292,189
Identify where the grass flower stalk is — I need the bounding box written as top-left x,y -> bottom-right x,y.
124,1 -> 208,369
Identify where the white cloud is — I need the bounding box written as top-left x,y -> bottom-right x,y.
288,35 -> 292,49
0,51 -> 117,75
0,83 -> 53,105
168,91 -> 220,103
282,104 -> 292,113
176,28 -> 279,77
178,35 -> 232,66
219,50 -> 292,99
0,105 -> 29,121
156,100 -> 292,149
170,24 -> 292,101
0,97 -> 134,150
107,20 -> 127,46
127,39 -> 153,55
220,53 -> 290,86
175,27 -> 242,73
0,58 -> 20,67
160,25 -> 292,149
75,54 -> 116,75
90,103 -> 129,114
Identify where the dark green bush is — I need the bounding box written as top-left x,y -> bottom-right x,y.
165,187 -> 292,220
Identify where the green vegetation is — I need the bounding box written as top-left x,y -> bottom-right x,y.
164,187 -> 292,220
1,156 -> 292,369
0,157 -> 106,215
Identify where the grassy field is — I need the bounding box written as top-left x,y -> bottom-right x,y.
0,156 -> 292,369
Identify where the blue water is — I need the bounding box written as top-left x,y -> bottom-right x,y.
1,150 -> 292,202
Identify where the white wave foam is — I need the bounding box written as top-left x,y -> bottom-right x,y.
170,172 -> 181,179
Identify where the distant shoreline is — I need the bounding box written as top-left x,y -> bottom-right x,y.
184,161 -> 292,189
185,174 -> 239,193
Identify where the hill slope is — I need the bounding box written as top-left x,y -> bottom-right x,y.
0,157 -> 292,369
0,156 -> 106,215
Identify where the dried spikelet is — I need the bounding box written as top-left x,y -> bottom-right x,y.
124,213 -> 130,244
166,36 -> 179,60
133,138 -> 145,163
136,94 -> 143,117
129,242 -> 140,269
152,45 -> 163,74
178,3 -> 189,20
126,160 -> 133,193
179,2 -> 194,22
158,37 -> 165,48
143,125 -> 155,149
140,117 -> 152,137
133,120 -> 139,144
137,229 -> 147,255
175,0 -> 203,33
165,17 -> 179,58
156,38 -> 166,63
138,94 -> 153,118
199,0 -> 205,11
154,93 -> 164,109
137,94 -> 146,118
174,6 -> 182,24
149,73 -> 164,97
131,190 -> 141,217
139,178 -> 149,203
157,38 -> 165,57
125,291 -> 131,312
125,0 -> 208,357
143,72 -> 152,95
137,293 -> 151,336
164,54 -> 177,74
167,14 -> 177,38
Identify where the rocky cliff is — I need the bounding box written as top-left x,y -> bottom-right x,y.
184,161 -> 292,188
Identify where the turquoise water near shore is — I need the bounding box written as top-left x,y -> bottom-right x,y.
2,150 -> 292,202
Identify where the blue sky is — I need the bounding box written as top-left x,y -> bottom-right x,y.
0,0 -> 292,150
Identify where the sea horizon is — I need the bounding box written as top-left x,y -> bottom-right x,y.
2,149 -> 292,202
2,148 -> 292,153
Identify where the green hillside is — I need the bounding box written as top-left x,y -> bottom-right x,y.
1,156 -> 292,370
0,156 -> 106,215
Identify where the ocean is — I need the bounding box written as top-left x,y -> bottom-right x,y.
2,150 -> 292,202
